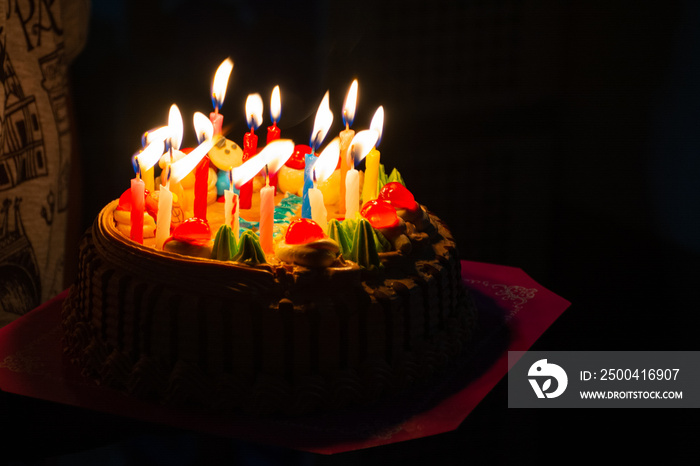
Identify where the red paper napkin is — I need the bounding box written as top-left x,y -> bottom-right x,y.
0,261 -> 569,454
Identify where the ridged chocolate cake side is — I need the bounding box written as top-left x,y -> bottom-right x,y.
62,200 -> 476,415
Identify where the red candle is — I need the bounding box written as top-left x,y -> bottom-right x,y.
240,93 -> 263,209
266,123 -> 280,144
266,125 -> 280,191
194,155 -> 210,220
239,130 -> 258,209
266,85 -> 281,191
130,177 -> 145,244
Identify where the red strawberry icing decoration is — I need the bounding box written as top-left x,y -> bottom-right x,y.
378,182 -> 418,211
285,218 -> 325,245
168,218 -> 211,245
360,199 -> 399,229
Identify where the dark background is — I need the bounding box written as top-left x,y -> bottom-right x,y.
8,0 -> 700,463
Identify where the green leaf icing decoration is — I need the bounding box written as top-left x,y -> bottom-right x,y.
373,228 -> 391,253
232,230 -> 267,265
211,225 -> 238,261
340,217 -> 358,240
388,168 -> 405,186
350,218 -> 382,271
378,163 -> 389,190
327,219 -> 352,257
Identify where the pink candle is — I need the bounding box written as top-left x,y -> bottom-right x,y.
210,58 -> 233,137
130,177 -> 145,244
210,112 -> 223,136
194,155 -> 210,220
259,183 -> 275,254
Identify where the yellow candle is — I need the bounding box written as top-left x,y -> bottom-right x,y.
143,166 -> 155,193
361,147 -> 380,203
224,189 -> 234,228
338,128 -> 354,214
155,183 -> 172,250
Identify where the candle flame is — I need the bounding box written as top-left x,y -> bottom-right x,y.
142,126 -> 170,147
270,85 -> 281,124
193,111 -> 214,144
310,91 -> 333,152
342,79 -> 358,128
137,126 -> 169,171
230,139 -> 294,187
246,93 -> 263,130
263,138 -> 294,175
313,137 -> 340,184
131,153 -> 140,176
211,58 -> 234,111
230,153 -> 266,189
168,114 -> 214,183
168,104 -> 183,150
370,106 -> 384,147
346,130 -> 378,168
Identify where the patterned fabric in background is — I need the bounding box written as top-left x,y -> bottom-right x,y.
0,0 -> 89,326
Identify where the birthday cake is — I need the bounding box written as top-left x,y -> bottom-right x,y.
61,66 -> 476,415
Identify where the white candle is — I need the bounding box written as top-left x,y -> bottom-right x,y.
343,130 -> 378,220
155,183 -> 173,250
224,189 -> 234,228
339,80 -> 358,214
232,192 -> 240,242
308,186 -> 328,232
345,168 -> 360,220
259,184 -> 275,253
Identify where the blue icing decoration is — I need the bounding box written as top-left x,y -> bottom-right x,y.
302,153 -> 315,219
216,170 -> 229,196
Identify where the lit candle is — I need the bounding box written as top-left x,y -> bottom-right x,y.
303,91 -> 333,219
138,126 -> 168,193
259,179 -> 275,254
193,155 -> 209,221
345,130 -> 378,220
130,158 -> 145,244
224,181 -> 239,238
267,85 -> 281,143
361,106 -> 384,203
231,139 -> 293,244
169,112 -> 215,219
155,166 -> 173,250
210,58 -> 233,136
266,85 -> 282,191
240,93 -> 263,209
309,137 -> 340,232
339,79 -> 358,215
163,104 -> 184,186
